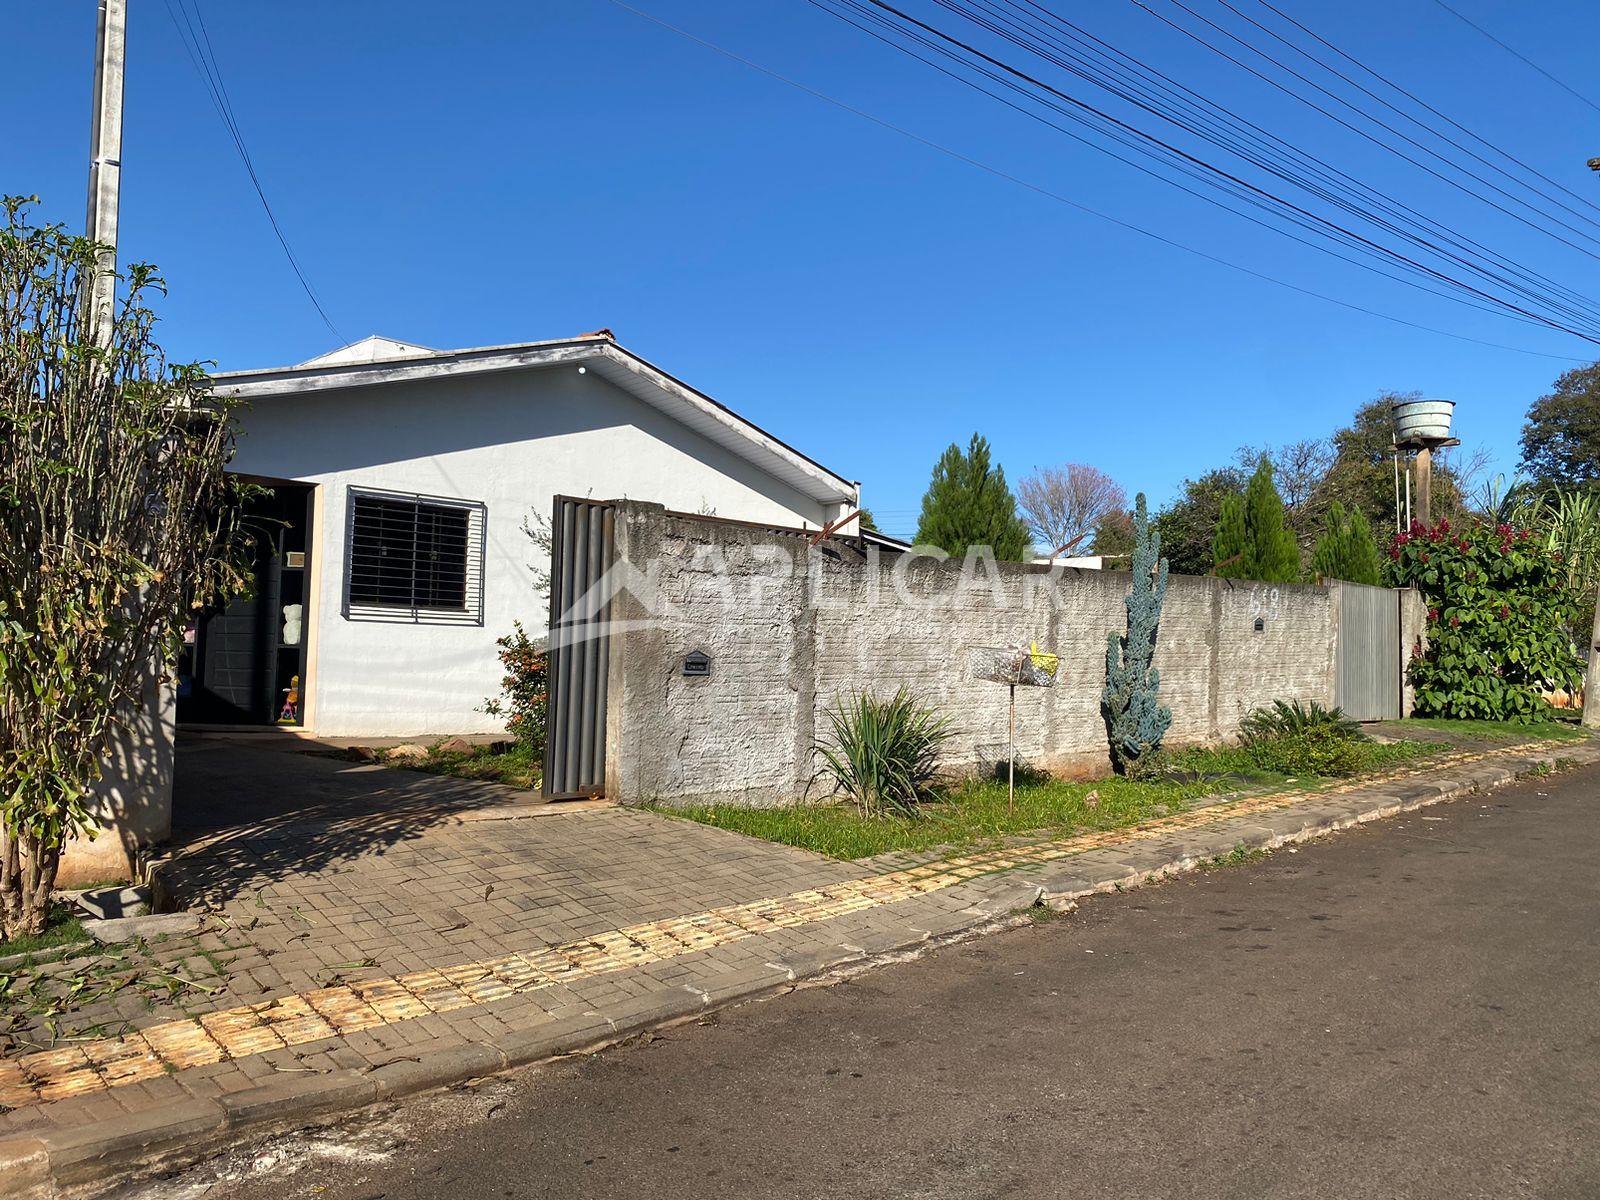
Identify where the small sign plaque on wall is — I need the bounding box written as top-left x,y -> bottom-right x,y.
683,650 -> 711,677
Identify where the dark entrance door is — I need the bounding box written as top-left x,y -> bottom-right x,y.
177,482 -> 314,726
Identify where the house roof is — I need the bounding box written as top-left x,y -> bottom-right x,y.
212,332 -> 859,506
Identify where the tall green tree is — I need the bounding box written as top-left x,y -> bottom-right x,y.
1235,439 -> 1333,554
1310,502 -> 1383,585
1154,466 -> 1246,575
1520,363 -> 1600,488
1205,458 -> 1298,580
1211,492 -> 1247,574
1089,508 -> 1135,559
913,433 -> 1030,561
1226,457 -> 1301,582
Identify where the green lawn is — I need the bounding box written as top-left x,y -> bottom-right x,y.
1163,738 -> 1440,780
0,902 -> 87,961
657,737 -> 1445,861
1395,716 -> 1588,744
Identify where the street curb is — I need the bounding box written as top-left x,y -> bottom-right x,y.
3,738 -> 1592,1198
1030,741 -> 1600,907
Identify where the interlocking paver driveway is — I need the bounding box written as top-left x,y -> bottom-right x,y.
163,741 -> 864,991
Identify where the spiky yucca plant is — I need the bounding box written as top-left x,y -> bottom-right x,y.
1239,699 -> 1361,744
812,689 -> 953,818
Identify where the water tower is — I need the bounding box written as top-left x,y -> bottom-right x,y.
1392,398 -> 1458,529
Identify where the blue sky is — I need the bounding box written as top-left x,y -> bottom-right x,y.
7,1 -> 1598,539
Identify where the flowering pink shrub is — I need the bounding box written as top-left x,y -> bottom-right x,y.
1390,519 -> 1582,721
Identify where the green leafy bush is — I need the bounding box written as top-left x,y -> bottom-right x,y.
1240,699 -> 1360,742
479,621 -> 548,756
1390,518 -> 1583,721
1236,699 -> 1367,776
1240,726 -> 1366,776
812,689 -> 954,817
2,199 -> 250,938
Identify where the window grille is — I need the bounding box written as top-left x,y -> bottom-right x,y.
343,488 -> 485,624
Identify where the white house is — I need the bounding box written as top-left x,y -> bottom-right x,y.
199,330 -> 861,739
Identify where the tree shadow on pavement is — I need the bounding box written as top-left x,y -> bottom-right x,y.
161,736 -> 539,911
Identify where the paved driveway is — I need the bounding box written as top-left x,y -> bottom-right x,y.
163,739 -> 864,988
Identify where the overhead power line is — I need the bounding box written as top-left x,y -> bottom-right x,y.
602,0 -> 1588,362
162,0 -> 344,341
819,0 -> 1557,329
1426,0 -> 1600,117
1126,0 -> 1600,259
819,0 -> 1600,340
1249,0 -> 1600,222
944,0 -> 1600,332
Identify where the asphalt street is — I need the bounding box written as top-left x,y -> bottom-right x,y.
156,762 -> 1600,1200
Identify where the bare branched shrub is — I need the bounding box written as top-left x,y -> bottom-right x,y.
1017,463 -> 1126,555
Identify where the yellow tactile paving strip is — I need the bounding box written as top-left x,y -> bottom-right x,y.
0,741 -> 1550,1110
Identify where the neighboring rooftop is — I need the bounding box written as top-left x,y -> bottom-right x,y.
295,335 -> 439,367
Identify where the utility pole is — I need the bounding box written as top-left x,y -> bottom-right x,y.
1414,445 -> 1433,527
85,0 -> 127,340
1584,157 -> 1600,726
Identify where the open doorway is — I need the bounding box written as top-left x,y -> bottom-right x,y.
177,480 -> 314,727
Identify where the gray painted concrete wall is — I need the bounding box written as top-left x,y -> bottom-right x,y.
605,505 -> 1343,808
60,668 -> 174,887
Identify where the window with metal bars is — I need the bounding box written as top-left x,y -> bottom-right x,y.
343,489 -> 485,623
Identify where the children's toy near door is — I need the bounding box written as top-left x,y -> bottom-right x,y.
177,480 -> 314,728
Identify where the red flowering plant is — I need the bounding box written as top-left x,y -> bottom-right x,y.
1389,518 -> 1583,721
479,621 -> 549,755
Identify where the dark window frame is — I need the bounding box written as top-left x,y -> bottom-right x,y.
342,487 -> 486,625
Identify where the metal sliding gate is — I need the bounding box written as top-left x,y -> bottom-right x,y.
542,497 -> 617,799
1333,582 -> 1402,722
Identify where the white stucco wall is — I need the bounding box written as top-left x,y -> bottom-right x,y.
227,364 -> 851,737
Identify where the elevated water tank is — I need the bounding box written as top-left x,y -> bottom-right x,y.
1392,397 -> 1454,444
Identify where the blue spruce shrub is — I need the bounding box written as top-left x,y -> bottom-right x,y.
1102,493 -> 1173,773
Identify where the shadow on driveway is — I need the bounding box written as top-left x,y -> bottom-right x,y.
164,735 -> 544,909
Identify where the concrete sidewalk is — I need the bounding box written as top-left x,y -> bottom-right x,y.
1,736 -> 1592,1197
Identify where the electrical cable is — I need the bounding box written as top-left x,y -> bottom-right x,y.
600,0 -> 1591,362
162,0 -> 344,341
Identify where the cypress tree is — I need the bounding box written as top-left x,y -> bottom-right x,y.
1211,492 -> 1247,575
1311,501 -> 1384,585
1239,458 -> 1301,583
1102,494 -> 1172,774
914,433 -> 1031,561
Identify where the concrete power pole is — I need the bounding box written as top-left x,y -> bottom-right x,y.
1584,156 -> 1600,728
1586,587 -> 1600,730
1413,446 -> 1433,527
85,0 -> 127,339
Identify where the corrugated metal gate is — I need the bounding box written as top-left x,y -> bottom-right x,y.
542,497 -> 616,799
1333,583 -> 1402,721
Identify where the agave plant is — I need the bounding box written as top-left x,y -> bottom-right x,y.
1239,699 -> 1361,745
812,689 -> 954,818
